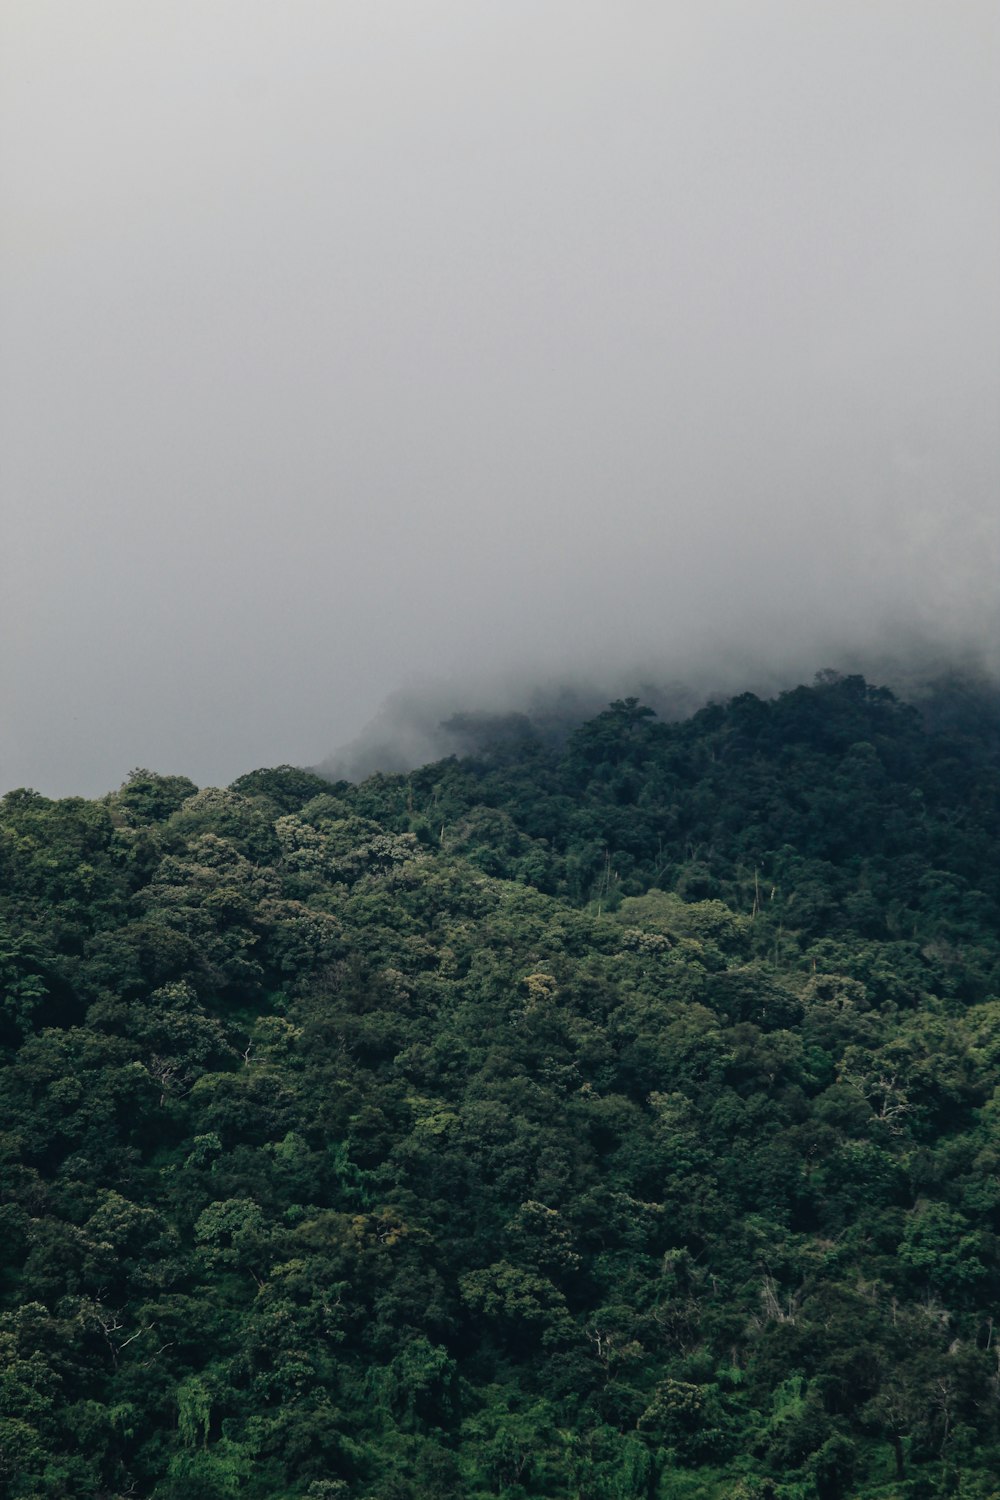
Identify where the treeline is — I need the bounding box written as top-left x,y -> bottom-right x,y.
2,671 -> 1000,1498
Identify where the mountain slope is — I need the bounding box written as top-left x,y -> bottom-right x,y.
2,673 -> 999,1499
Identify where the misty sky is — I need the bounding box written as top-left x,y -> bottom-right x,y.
2,2 -> 998,796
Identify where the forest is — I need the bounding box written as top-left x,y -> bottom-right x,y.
2,669 -> 1000,1499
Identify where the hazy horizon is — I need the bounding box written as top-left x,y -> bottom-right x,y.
3,3 -> 997,797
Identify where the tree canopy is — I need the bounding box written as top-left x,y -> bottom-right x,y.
2,671 -> 1000,1498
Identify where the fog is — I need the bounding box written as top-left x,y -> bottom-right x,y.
2,2 -> 997,796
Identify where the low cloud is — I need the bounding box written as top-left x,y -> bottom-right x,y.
2,3 -> 996,795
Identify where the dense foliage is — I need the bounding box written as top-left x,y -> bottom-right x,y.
2,671 -> 1000,1499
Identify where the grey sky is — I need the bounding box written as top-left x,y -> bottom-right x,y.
2,2 -> 997,795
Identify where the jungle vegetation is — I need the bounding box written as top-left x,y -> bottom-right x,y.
2,670 -> 1000,1499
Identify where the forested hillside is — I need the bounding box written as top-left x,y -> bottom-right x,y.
3,672 -> 1000,1500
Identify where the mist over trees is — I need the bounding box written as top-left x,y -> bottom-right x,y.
2,9 -> 998,1493
3,4 -> 997,796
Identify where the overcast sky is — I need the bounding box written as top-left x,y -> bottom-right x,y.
2,2 -> 998,796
